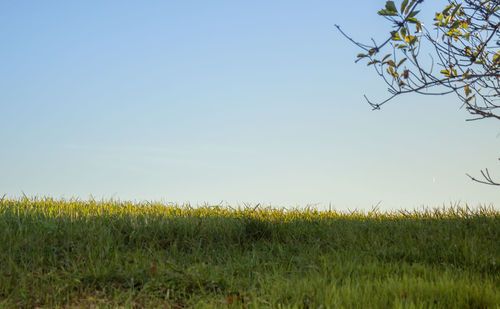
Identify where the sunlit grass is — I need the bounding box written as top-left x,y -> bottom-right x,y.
0,197 -> 498,308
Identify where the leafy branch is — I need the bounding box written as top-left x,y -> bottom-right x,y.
337,0 -> 500,186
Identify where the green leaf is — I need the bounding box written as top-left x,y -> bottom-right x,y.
401,27 -> 407,38
400,0 -> 409,13
391,31 -> 402,41
408,17 -> 420,24
464,85 -> 472,96
451,4 -> 462,17
382,54 -> 392,61
440,69 -> 451,77
386,60 -> 396,67
405,0 -> 416,15
493,53 -> 500,64
449,20 -> 460,30
397,58 -> 407,67
415,22 -> 422,33
357,53 -> 367,58
408,10 -> 420,18
378,9 -> 398,16
385,1 -> 397,13
442,4 -> 453,15
387,66 -> 398,78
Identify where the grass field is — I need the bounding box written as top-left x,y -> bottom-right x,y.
0,197 -> 498,308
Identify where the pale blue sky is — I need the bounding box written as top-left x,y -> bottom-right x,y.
1,1 -> 498,210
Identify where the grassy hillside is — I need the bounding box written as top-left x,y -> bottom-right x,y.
0,198 -> 499,308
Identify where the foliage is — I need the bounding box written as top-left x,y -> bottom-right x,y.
336,0 -> 500,185
0,197 -> 499,307
337,0 -> 499,120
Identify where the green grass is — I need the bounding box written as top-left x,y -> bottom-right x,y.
0,197 -> 498,308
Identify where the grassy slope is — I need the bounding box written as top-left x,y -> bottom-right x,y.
0,198 -> 499,308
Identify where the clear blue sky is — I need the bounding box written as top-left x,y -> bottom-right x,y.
1,0 -> 498,210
